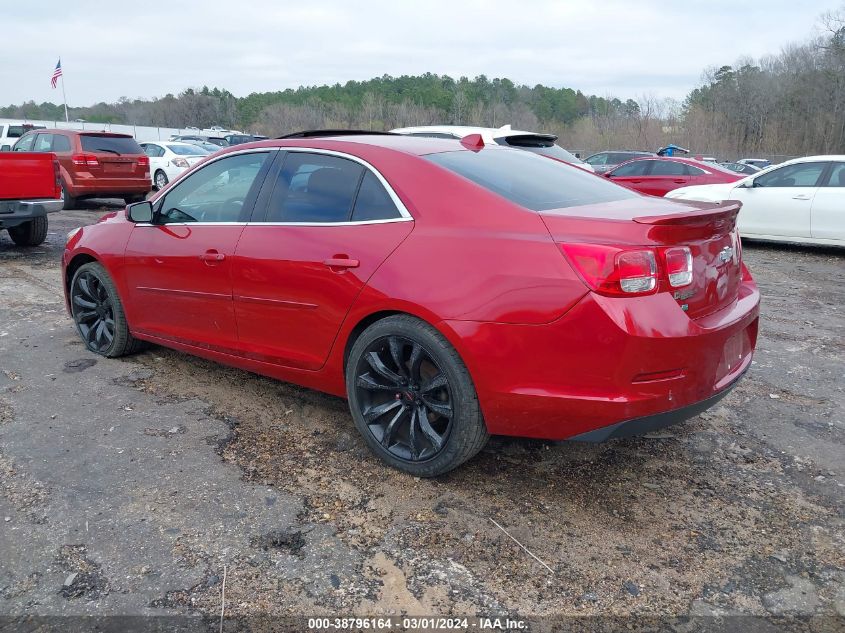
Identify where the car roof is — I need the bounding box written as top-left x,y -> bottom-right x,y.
219,133 -> 497,158
391,124 -> 555,141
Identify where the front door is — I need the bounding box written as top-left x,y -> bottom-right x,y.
123,150 -> 273,351
734,161 -> 828,239
232,151 -> 414,370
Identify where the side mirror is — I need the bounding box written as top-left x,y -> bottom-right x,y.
735,179 -> 753,189
127,200 -> 153,223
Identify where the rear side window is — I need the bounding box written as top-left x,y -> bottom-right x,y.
352,171 -> 400,221
824,162 -> 845,187
426,148 -> 638,211
611,160 -> 651,177
167,144 -> 207,155
585,153 -> 609,166
80,134 -> 143,155
267,153 -> 364,222
650,161 -> 686,176
33,134 -> 54,152
52,135 -> 71,152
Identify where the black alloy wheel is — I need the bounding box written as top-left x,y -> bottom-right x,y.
356,335 -> 453,462
71,269 -> 116,353
346,315 -> 488,476
70,262 -> 145,357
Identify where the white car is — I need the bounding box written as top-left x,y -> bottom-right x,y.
390,124 -> 593,171
140,141 -> 210,190
666,156 -> 845,246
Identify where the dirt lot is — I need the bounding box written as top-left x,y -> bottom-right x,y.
0,203 -> 843,629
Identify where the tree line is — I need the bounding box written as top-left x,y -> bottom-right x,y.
3,5 -> 841,159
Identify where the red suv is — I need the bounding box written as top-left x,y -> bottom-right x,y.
14,130 -> 151,209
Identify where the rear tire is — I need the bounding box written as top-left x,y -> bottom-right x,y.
70,262 -> 146,357
346,315 -> 488,477
154,170 -> 169,190
8,216 -> 48,246
61,183 -> 76,210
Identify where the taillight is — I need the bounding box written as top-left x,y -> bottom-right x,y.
664,246 -> 693,287
71,153 -> 99,167
560,244 -> 658,297
52,158 -> 61,194
171,157 -> 189,168
137,155 -> 149,168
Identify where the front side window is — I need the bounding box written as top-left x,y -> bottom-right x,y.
13,133 -> 35,152
426,148 -> 639,211
157,151 -> 269,224
754,162 -> 827,188
266,153 -> 364,222
823,162 -> 845,187
585,153 -> 608,166
611,160 -> 651,177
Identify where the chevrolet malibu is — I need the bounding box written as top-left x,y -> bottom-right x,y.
62,133 -> 760,476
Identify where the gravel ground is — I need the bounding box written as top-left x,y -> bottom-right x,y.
0,203 -> 843,630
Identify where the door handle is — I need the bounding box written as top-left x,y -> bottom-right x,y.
200,250 -> 225,263
792,194 -> 811,200
673,179 -> 686,183
323,257 -> 359,269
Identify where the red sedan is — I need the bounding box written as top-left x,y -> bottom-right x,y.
605,156 -> 743,196
62,133 -> 759,476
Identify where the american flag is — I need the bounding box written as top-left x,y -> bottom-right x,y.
51,59 -> 62,89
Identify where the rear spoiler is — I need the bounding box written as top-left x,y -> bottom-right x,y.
633,201 -> 740,226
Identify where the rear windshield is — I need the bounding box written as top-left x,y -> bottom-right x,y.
425,148 -> 638,210
496,135 -> 584,164
80,134 -> 143,155
167,144 -> 209,155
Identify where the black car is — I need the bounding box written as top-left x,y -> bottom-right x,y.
583,150 -> 655,175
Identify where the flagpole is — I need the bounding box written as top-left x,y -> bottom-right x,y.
60,73 -> 69,123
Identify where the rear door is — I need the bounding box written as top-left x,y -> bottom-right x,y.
232,150 -> 414,370
123,150 -> 273,350
810,161 -> 845,242
733,162 -> 827,239
606,159 -> 652,192
646,160 -> 690,196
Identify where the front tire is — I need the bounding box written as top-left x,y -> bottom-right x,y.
70,262 -> 146,357
8,216 -> 48,246
346,315 -> 488,477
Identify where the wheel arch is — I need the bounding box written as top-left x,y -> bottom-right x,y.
64,252 -> 99,309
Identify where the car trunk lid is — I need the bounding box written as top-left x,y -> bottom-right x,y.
541,199 -> 744,319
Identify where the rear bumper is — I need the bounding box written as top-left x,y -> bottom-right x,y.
66,175 -> 151,198
0,199 -> 63,227
444,278 -> 760,441
567,366 -> 747,442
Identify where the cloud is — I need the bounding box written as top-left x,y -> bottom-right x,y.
0,0 -> 836,106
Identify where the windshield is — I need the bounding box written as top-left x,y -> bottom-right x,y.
80,134 -> 143,155
167,144 -> 209,155
425,148 -> 638,211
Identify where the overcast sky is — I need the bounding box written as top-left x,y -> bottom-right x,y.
3,0 -> 839,107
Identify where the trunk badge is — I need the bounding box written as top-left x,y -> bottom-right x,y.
718,246 -> 734,264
